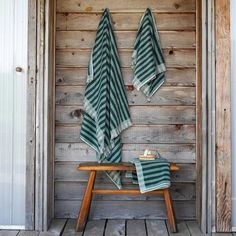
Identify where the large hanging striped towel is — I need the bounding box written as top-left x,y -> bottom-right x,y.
132,8 -> 166,97
80,9 -> 132,189
128,157 -> 171,193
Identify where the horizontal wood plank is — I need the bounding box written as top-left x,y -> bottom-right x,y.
56,0 -> 196,13
54,163 -> 196,182
56,68 -> 196,86
55,0 -> 197,221
56,49 -> 196,68
167,221 -> 190,236
56,86 -> 196,106
77,162 -> 179,171
54,200 -> 196,219
105,220 -> 125,236
146,220 -> 169,236
55,182 -> 196,201
61,219 -> 82,236
56,13 -> 195,31
0,231 -> 20,236
83,220 -> 106,236
126,220 -> 146,236
56,105 -> 196,125
56,31 -> 196,49
55,143 -> 196,163
55,124 -> 195,143
47,219 -> 67,235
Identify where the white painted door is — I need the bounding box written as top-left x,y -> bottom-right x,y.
231,0 -> 236,231
0,0 -> 28,229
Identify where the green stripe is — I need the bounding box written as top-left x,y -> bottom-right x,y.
80,9 -> 132,189
132,8 -> 166,97
129,157 -> 171,192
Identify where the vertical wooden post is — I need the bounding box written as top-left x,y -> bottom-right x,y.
215,0 -> 232,232
196,0 -> 202,226
26,0 -> 37,230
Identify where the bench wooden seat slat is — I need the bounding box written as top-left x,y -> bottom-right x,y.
78,162 -> 179,171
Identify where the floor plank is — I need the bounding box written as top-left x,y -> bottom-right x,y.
47,218 -> 67,235
0,231 -> 19,236
212,234 -> 233,236
83,220 -> 106,236
18,231 -> 39,236
61,219 -> 82,236
186,221 -> 205,235
146,220 -> 168,236
105,220 -> 125,236
38,232 -> 56,236
126,220 -> 146,236
167,221 -> 190,236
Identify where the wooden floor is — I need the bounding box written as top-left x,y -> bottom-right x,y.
1,219 -> 236,236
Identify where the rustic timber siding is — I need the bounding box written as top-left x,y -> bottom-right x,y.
55,0 -> 197,219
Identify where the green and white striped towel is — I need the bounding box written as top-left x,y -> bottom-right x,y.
132,8 -> 166,97
80,9 -> 132,189
128,157 -> 171,193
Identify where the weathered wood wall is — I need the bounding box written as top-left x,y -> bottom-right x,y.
55,0 -> 197,219
215,0 -> 231,232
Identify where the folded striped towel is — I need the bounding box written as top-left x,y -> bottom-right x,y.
80,9 -> 132,189
128,157 -> 171,193
132,8 -> 166,97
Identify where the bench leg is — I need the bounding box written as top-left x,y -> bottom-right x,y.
163,188 -> 177,233
76,170 -> 96,232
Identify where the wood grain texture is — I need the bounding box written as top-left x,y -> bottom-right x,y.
56,68 -> 196,86
54,200 -> 196,219
18,232 -> 39,236
167,221 -> 190,235
126,220 -> 146,236
55,0 -> 197,220
61,219 -> 82,236
56,13 -> 195,31
77,162 -> 179,171
163,189 -> 177,232
146,220 -> 169,236
55,143 -> 196,163
56,0 -> 196,13
215,0 -> 232,232
83,220 -> 106,236
56,105 -> 196,125
105,220 -> 125,236
56,31 -> 196,49
54,163 -> 195,182
46,219 -> 67,235
0,232 -> 19,236
56,49 -> 196,68
185,221 -> 204,235
55,86 -> 196,106
55,182 -> 196,201
55,124 -> 195,143
26,0 -> 37,230
195,0 -> 202,226
76,170 -> 96,231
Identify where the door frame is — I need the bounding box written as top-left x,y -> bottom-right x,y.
201,0 -> 232,233
31,0 -> 233,232
26,0 -> 56,230
25,0 -> 37,230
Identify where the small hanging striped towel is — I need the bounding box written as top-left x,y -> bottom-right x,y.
132,8 -> 166,97
80,9 -> 132,189
128,157 -> 171,193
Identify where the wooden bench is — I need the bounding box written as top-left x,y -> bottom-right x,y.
75,162 -> 179,233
